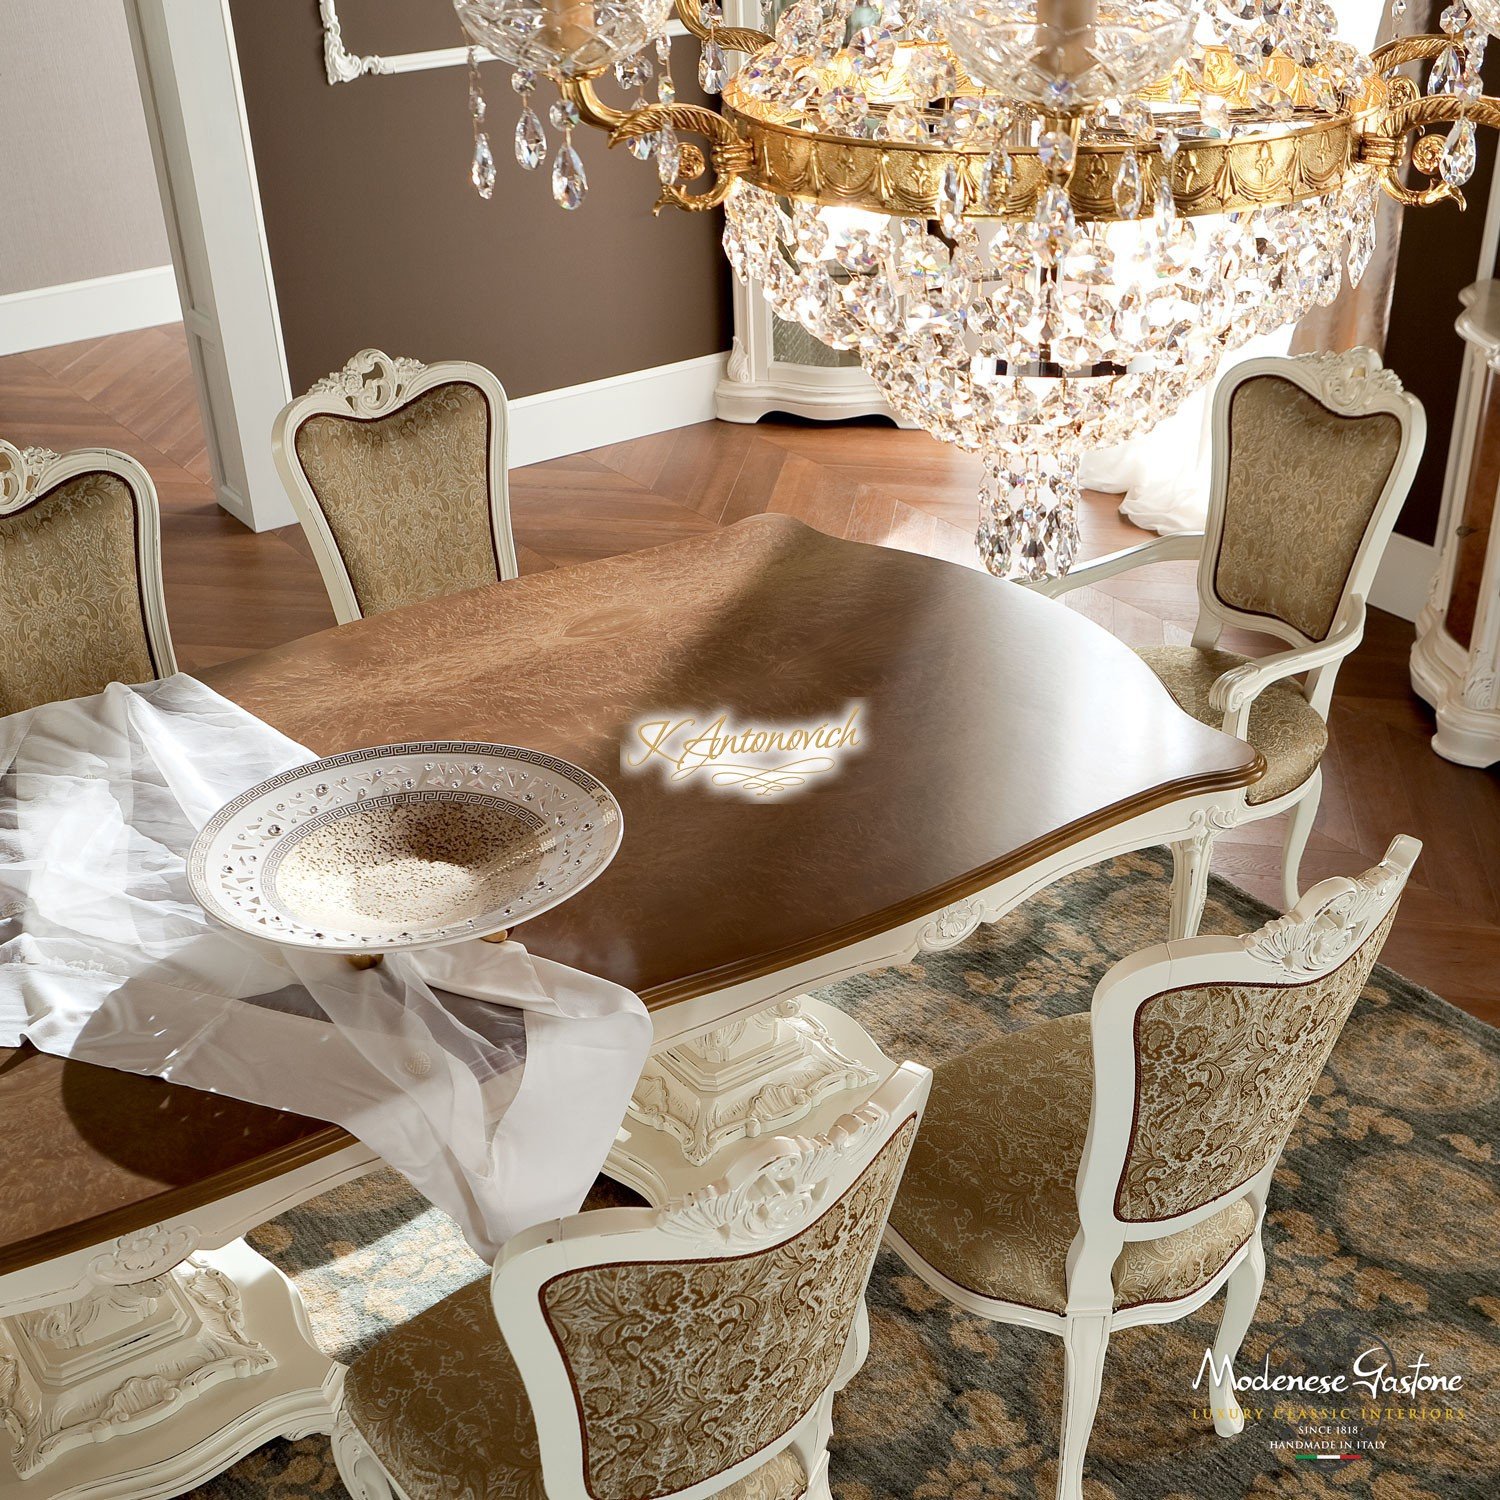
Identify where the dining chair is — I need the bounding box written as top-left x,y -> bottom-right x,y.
884,835 -> 1419,1500
1034,348 -> 1424,937
0,439 -> 177,716
329,1060 -> 932,1500
272,348 -> 519,624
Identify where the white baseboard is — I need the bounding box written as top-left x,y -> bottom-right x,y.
0,265 -> 182,357
508,352 -> 727,469
1370,532 -> 1438,623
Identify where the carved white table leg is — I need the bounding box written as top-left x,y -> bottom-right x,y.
610,998 -> 892,1204
0,1236 -> 336,1500
1169,807 -> 1236,940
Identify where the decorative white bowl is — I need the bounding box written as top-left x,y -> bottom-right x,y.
188,743 -> 622,953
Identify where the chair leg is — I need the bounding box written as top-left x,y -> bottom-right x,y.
1209,1237 -> 1266,1438
1056,1314 -> 1110,1500
1169,833 -> 1213,940
792,1390 -> 838,1500
834,1298 -> 870,1390
1280,771 -> 1322,912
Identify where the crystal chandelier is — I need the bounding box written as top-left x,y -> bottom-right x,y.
455,0 -> 1498,578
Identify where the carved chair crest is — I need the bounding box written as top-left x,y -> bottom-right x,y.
1282,346 -> 1407,415
1241,839 -> 1416,975
655,1103 -> 886,1247
307,349 -> 431,418
0,441 -> 64,514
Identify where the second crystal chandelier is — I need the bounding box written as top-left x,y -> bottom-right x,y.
454,0 -> 1495,578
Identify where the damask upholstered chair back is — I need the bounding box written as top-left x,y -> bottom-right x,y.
1197,350 -> 1424,663
1069,835 -> 1419,1305
1032,350 -> 1424,933
272,349 -> 519,624
883,844 -> 1417,1500
494,1064 -> 929,1500
0,441 -> 177,715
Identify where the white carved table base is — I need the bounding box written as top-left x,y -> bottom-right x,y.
614,999 -> 890,1203
0,1237 -> 338,1500
609,788 -> 1246,1202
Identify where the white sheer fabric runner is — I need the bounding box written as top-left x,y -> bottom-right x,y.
0,676 -> 651,1259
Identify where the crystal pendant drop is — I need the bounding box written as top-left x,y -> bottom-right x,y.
614,53 -> 652,90
1037,129 -> 1076,176
515,107 -> 545,170
937,161 -> 965,233
1199,92 -> 1230,135
627,96 -> 655,160
656,34 -> 676,106
1442,120 -> 1478,186
1347,210 -> 1376,286
470,131 -> 496,198
1113,150 -> 1142,218
1430,46 -> 1462,94
978,148 -> 1013,211
552,141 -> 587,209
1154,174 -> 1177,228
700,38 -> 727,94
657,127 -> 683,185
1029,184 -> 1077,263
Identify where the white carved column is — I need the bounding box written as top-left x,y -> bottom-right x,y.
1411,279 -> 1500,767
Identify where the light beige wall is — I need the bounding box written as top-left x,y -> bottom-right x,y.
0,0 -> 169,295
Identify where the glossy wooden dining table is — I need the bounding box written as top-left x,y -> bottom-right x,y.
0,516 -> 1261,1499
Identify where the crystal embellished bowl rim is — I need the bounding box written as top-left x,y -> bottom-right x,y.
187,741 -> 623,955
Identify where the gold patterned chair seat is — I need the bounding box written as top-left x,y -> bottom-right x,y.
888,1015 -> 1256,1315
344,1277 -> 810,1500
1135,645 -> 1328,804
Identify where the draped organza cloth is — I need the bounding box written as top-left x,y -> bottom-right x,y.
0,677 -> 651,1259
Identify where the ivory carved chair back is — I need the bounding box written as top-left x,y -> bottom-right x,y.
0,440 -> 177,715
1037,349 -> 1423,936
885,837 -> 1419,1500
331,1061 -> 931,1500
272,348 -> 519,624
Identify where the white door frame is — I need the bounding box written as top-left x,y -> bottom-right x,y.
125,0 -> 295,532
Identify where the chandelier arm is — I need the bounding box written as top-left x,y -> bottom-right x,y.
1369,34 -> 1456,74
608,101 -> 753,211
1359,92 -> 1500,209
1371,94 -> 1500,135
671,0 -> 772,53
556,77 -> 633,131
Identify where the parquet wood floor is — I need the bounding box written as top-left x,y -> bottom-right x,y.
4,326 -> 1497,1023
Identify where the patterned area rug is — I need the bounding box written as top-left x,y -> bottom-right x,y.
196,850 -> 1500,1499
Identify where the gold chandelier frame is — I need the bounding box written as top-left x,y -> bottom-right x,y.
551,10 -> 1500,222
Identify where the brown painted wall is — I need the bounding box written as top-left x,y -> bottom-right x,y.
1383,35 -> 1500,546
226,0 -> 731,399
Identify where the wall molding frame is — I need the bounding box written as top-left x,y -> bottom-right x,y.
318,0 -> 688,85
0,266 -> 181,358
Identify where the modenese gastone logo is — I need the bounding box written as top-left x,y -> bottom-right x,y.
1193,1346 -> 1464,1402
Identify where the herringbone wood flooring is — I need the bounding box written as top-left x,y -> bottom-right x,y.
4,326 -> 1498,1021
